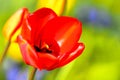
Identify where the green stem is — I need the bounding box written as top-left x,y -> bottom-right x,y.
28,67 -> 37,80
0,40 -> 11,65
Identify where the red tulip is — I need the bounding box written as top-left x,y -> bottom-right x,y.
17,8 -> 85,70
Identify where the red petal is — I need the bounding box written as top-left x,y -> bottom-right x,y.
27,8 -> 57,45
37,53 -> 58,70
57,43 -> 85,67
17,35 -> 39,68
39,17 -> 82,54
20,10 -> 31,43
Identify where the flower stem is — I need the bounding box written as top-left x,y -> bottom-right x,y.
0,40 -> 11,65
28,67 -> 37,80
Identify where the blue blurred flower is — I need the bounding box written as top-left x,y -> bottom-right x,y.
89,8 -> 97,23
6,64 -> 21,80
4,59 -> 45,80
75,5 -> 113,27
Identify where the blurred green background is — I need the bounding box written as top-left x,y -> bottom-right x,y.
0,0 -> 120,80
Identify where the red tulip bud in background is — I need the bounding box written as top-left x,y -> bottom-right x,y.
17,8 -> 85,70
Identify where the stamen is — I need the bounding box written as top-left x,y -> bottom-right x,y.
34,42 -> 52,53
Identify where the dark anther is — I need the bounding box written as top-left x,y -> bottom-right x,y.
39,48 -> 52,53
46,49 -> 52,53
34,46 -> 41,52
34,45 -> 52,53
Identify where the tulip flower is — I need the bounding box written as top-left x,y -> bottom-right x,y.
17,8 -> 84,70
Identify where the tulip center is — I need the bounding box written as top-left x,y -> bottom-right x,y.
34,43 -> 52,53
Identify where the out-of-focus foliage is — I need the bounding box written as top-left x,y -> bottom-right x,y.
0,0 -> 120,80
